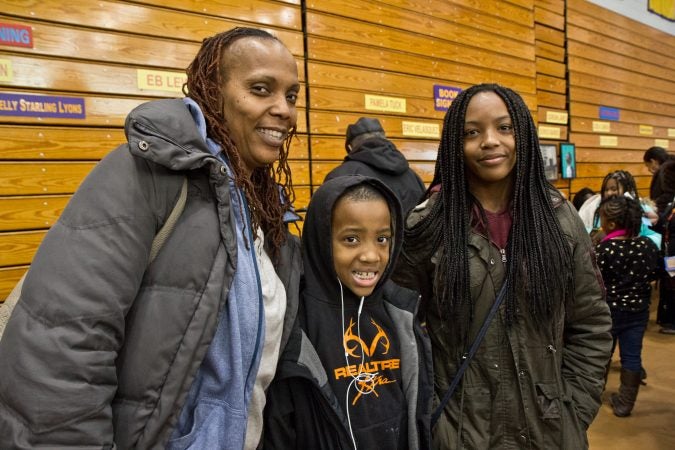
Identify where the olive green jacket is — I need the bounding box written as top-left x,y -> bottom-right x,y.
393,193 -> 612,449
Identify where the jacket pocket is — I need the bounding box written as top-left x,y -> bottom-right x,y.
534,382 -> 564,449
166,399 -> 246,449
535,382 -> 561,420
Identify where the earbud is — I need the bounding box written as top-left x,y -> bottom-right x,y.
338,279 -> 377,450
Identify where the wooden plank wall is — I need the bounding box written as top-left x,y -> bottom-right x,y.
0,0 -> 306,299
304,0 -> 538,192
534,0 -> 570,198
2,0 -> 674,300
567,0 -> 675,198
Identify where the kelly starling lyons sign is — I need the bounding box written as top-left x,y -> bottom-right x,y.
0,93 -> 86,119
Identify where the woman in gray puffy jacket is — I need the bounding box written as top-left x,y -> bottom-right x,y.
0,27 -> 302,450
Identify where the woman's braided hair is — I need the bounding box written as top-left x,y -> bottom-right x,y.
183,27 -> 295,256
404,83 -> 573,346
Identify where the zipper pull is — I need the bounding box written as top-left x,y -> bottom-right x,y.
500,248 -> 507,263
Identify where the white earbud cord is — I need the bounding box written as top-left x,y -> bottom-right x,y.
338,278 -> 377,450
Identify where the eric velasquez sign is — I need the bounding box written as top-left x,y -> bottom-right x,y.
0,93 -> 86,119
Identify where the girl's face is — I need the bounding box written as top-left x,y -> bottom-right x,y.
331,196 -> 391,297
603,178 -> 623,198
220,37 -> 300,176
462,91 -> 516,187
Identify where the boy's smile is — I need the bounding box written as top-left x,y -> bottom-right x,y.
331,196 -> 391,298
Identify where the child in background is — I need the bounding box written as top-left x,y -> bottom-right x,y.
595,195 -> 661,417
263,176 -> 432,450
572,187 -> 595,211
578,170 -> 660,247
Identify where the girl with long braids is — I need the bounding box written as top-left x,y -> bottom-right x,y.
393,83 -> 612,449
0,27 -> 303,449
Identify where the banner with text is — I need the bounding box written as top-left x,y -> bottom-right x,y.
0,92 -> 86,118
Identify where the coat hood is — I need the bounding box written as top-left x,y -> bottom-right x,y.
347,138 -> 411,176
125,99 -> 215,171
302,175 -> 403,306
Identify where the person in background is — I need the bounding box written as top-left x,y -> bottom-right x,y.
651,159 -> 675,334
392,83 -> 611,449
578,170 -> 660,247
595,195 -> 660,417
324,117 -> 426,216
572,187 -> 595,211
263,176 -> 432,449
643,146 -> 675,213
0,27 -> 302,449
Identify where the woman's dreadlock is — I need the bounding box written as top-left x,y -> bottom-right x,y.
404,83 -> 574,347
183,27 -> 295,258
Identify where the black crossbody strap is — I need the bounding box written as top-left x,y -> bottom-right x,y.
431,283 -> 508,427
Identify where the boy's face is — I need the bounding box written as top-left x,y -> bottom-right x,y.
331,196 -> 391,297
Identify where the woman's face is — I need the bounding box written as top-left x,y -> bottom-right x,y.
645,159 -> 660,174
220,37 -> 299,176
462,91 -> 516,187
603,178 -> 623,198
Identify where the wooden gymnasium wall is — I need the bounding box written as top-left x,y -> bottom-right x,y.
0,0 -> 306,300
534,0 -> 570,198
567,0 -> 675,199
304,0 -> 537,191
2,1 -> 674,301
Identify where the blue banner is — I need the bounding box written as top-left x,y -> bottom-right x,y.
599,106 -> 620,121
0,92 -> 86,119
433,85 -> 462,112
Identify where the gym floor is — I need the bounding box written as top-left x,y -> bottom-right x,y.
588,294 -> 675,450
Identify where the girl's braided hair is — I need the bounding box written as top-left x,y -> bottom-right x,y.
600,170 -> 638,199
404,83 -> 573,347
593,170 -> 639,229
598,195 -> 643,238
183,27 -> 296,257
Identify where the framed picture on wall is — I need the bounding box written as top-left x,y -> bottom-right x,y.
560,143 -> 576,179
540,144 -> 558,181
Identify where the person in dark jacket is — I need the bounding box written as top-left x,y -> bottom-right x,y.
324,117 -> 426,216
393,84 -> 612,449
263,176 -> 433,450
651,160 -> 675,334
643,146 -> 675,213
0,27 -> 302,449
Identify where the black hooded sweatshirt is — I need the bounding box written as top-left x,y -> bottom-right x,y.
262,176 -> 432,450
325,138 -> 426,216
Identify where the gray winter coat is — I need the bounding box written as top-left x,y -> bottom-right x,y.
0,99 -> 302,449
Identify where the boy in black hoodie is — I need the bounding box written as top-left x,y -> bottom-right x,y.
263,176 -> 432,450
